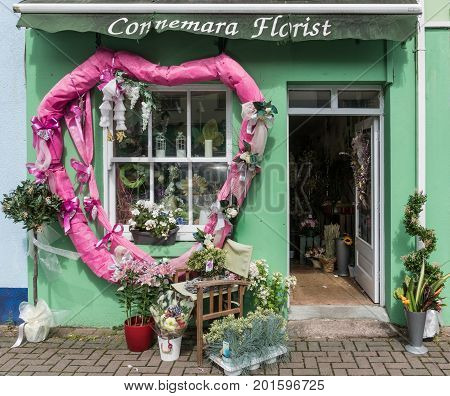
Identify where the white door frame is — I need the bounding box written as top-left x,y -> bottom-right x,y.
286,85 -> 385,307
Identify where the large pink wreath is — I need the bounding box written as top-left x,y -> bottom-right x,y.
29,48 -> 269,282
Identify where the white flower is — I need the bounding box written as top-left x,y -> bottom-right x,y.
240,152 -> 251,164
168,217 -> 176,224
127,219 -> 137,228
226,207 -> 238,218
151,210 -> 159,217
131,208 -> 140,216
144,201 -> 153,210
160,222 -> 167,227
136,200 -> 145,207
265,107 -> 272,114
141,101 -> 151,131
144,219 -> 156,229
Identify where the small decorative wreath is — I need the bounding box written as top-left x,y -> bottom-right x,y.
119,163 -> 148,189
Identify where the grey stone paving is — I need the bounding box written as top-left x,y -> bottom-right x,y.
0,325 -> 449,376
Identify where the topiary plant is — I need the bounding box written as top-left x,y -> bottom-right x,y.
1,180 -> 61,305
402,191 -> 442,284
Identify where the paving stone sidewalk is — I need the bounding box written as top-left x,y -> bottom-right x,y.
0,325 -> 449,376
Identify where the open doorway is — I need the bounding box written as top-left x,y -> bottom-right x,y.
288,115 -> 380,307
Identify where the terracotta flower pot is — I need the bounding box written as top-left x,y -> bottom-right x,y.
124,316 -> 155,352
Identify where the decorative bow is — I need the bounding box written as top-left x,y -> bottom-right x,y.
70,159 -> 91,184
95,224 -> 124,250
26,162 -> 48,184
60,197 -> 79,234
31,116 -> 59,143
84,197 -> 100,221
209,201 -> 227,231
98,68 -> 115,91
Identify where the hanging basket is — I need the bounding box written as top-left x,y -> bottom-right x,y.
319,257 -> 336,273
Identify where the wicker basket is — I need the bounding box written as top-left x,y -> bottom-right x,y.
319,257 -> 336,273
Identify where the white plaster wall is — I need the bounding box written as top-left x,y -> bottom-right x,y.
0,2 -> 27,288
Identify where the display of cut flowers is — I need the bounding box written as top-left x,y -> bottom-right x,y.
113,252 -> 175,326
305,246 -> 325,259
150,290 -> 194,339
299,215 -> 319,235
127,201 -> 184,239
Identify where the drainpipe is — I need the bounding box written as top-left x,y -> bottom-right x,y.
13,3 -> 423,15
416,0 -> 426,226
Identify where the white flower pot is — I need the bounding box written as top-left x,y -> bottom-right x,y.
158,336 -> 182,361
204,140 -> 213,157
176,149 -> 186,158
156,149 -> 166,158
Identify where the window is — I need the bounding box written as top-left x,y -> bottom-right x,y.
105,85 -> 232,241
288,90 -> 331,108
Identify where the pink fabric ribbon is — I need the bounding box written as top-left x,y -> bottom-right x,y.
26,163 -> 48,184
98,68 -> 115,91
95,224 -> 124,250
31,116 -> 60,170
70,159 -> 91,184
84,197 -> 100,220
60,197 -> 79,234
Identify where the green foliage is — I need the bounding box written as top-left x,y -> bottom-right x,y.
1,180 -> 61,231
186,247 -> 227,277
205,309 -> 288,365
394,260 -> 450,312
402,192 -> 442,283
248,259 -> 297,315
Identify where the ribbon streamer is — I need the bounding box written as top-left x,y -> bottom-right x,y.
60,197 -> 79,234
26,162 -> 48,184
31,116 -> 60,171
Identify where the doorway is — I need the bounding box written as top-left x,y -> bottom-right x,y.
288,113 -> 381,307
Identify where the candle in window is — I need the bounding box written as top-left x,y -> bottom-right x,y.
176,131 -> 186,157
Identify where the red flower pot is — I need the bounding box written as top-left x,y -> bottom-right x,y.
124,316 -> 155,352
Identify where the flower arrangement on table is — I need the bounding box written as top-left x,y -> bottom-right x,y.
299,215 -> 319,237
204,308 -> 288,374
305,246 -> 325,269
150,290 -> 194,340
113,252 -> 175,327
248,259 -> 297,315
128,201 -> 184,243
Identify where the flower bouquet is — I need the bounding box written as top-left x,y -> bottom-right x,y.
150,290 -> 194,361
128,200 -> 184,245
299,215 -> 319,237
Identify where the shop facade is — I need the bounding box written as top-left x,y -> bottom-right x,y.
13,1 -> 450,327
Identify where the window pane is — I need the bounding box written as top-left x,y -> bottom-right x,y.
192,163 -> 228,225
338,90 -> 379,108
115,163 -> 150,223
114,99 -> 148,157
153,163 -> 189,224
152,92 -> 187,158
191,92 -> 227,158
289,90 -> 331,108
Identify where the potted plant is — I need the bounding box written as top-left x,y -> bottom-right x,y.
319,224 -> 340,273
128,200 -> 183,245
336,234 -> 353,276
196,119 -> 224,157
394,260 -> 449,354
186,244 -> 227,278
150,290 -> 194,361
205,309 -> 288,376
247,259 -> 297,315
305,246 -> 325,269
1,180 -> 61,343
113,252 -> 174,352
402,192 -> 445,338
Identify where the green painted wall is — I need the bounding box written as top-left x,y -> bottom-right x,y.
26,29 -> 425,327
425,0 -> 450,23
425,29 -> 450,325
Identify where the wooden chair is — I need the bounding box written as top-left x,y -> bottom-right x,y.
171,239 -> 253,366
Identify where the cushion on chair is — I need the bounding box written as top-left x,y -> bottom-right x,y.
222,239 -> 253,278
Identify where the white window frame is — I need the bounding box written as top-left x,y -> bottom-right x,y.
288,85 -> 383,116
104,84 -> 233,241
